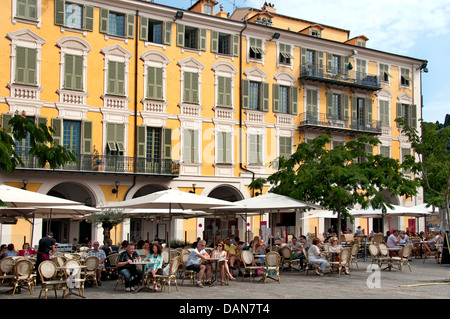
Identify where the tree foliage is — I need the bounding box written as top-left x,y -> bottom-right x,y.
397,117 -> 450,231
87,208 -> 126,243
250,134 -> 419,236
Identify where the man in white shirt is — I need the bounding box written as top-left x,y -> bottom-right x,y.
386,230 -> 400,248
186,240 -> 212,287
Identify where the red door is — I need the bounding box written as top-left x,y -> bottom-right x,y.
408,219 -> 416,233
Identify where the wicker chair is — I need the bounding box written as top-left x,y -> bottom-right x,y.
180,252 -> 196,286
391,244 -> 413,272
378,243 -> 392,270
38,260 -> 66,299
106,253 -> 119,280
368,244 -> 380,265
349,243 -> 359,269
279,246 -> 300,271
240,250 -> 262,282
302,247 -> 321,276
83,256 -> 100,286
64,259 -> 85,297
0,257 -> 16,285
12,259 -> 35,295
153,256 -> 181,293
372,233 -> 384,245
328,248 -> 351,277
262,251 -> 281,284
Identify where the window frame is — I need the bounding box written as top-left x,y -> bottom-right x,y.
12,0 -> 42,27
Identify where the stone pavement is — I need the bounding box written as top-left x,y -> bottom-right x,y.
1,258 -> 449,301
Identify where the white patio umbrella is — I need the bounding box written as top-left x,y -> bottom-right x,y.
350,204 -> 430,218
124,208 -> 210,219
0,184 -> 83,207
212,192 -> 321,245
101,189 -> 236,253
301,210 -> 339,219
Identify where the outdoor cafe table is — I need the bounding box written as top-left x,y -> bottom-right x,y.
208,257 -> 229,286
382,247 -> 402,271
56,265 -> 87,298
322,251 -> 339,262
132,260 -> 156,293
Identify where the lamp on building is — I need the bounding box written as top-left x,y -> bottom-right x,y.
21,179 -> 28,190
271,32 -> 280,40
174,10 -> 184,21
112,181 -> 120,197
189,183 -> 196,194
347,62 -> 353,70
351,49 -> 358,56
421,61 -> 428,73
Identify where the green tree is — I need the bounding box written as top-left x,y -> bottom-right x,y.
397,118 -> 450,232
250,134 -> 419,238
0,113 -> 77,172
86,208 -> 125,243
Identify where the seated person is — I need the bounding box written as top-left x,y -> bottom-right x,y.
250,236 -> 266,265
386,230 -> 400,248
86,241 -> 107,286
398,231 -> 409,245
102,238 -> 119,256
186,240 -> 212,287
3,244 -> 17,257
116,244 -> 142,292
212,240 -> 235,285
289,237 -> 303,259
308,238 -> 328,276
224,237 -> 241,274
145,243 -> 163,291
18,243 -> 37,256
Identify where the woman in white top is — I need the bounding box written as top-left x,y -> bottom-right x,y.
212,240 -> 235,285
308,238 -> 328,276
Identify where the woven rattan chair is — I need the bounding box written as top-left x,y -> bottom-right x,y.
180,252 -> 196,286
241,250 -> 261,282
153,256 -> 181,293
38,260 -> 66,299
378,243 -> 393,270
0,257 -> 16,285
279,246 -> 300,272
368,244 -> 380,265
349,243 -> 359,269
83,255 -> 100,286
64,259 -> 85,296
262,251 -> 281,284
106,253 -> 119,280
12,259 -> 35,295
372,233 -> 384,245
391,244 -> 413,272
162,250 -> 169,267
328,248 -> 351,277
302,247 -> 321,276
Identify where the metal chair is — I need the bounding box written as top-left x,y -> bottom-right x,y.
262,251 -> 281,284
153,256 -> 181,293
279,246 -> 300,271
12,259 -> 35,295
38,260 -> 66,299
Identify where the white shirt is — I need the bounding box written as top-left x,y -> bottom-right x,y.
186,248 -> 206,267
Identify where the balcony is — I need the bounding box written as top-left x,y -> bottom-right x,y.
298,112 -> 382,135
14,153 -> 180,177
299,64 -> 381,91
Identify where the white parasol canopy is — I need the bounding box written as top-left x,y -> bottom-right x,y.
301,210 -> 339,219
0,184 -> 83,207
124,208 -> 210,219
349,204 -> 430,218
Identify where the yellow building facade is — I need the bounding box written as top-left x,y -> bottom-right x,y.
0,0 -> 426,248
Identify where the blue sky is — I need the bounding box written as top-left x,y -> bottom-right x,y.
151,0 -> 450,124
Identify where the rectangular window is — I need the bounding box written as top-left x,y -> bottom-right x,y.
64,54 -> 83,91
183,72 -> 199,104
380,100 -> 389,126
217,76 -> 232,108
332,55 -> 341,74
146,66 -> 163,100
249,134 -> 263,165
217,131 -> 232,164
332,94 -> 341,119
279,86 -> 289,113
146,127 -> 161,160
148,20 -> 163,44
279,43 -> 292,65
109,12 -> 125,37
65,2 -> 82,29
106,123 -> 125,155
306,50 -> 315,66
183,129 -> 199,163
379,63 -> 391,83
107,61 -> 125,95
279,136 -> 292,159
15,46 -> 37,85
249,38 -> 263,60
379,145 -> 390,158
16,0 -> 38,20
401,68 -> 411,87
63,120 -> 81,155
204,5 -> 213,15
306,89 -> 318,122
218,33 -> 231,55
185,26 -> 199,49
248,81 -> 260,110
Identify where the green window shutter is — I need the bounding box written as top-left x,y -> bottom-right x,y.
211,31 -> 218,53
64,54 -> 83,91
342,56 -> 349,75
217,132 -> 232,164
262,82 -> 269,112
52,118 -> 63,146
291,86 -> 298,115
301,47 -> 306,66
15,47 -> 36,85
1,114 -> 12,133
242,79 -> 249,109
396,102 -> 402,128
162,128 -> 172,160
84,5 -> 94,31
410,104 -> 417,129
200,29 -> 207,51
176,24 -> 185,47
380,100 -> 389,126
233,35 -> 239,57
82,121 -> 93,154
99,8 -> 109,34
64,54 -> 74,89
343,94 -> 349,120
224,77 -> 232,107
326,92 -> 333,119
249,135 -> 262,165
217,76 -> 225,107
164,21 -> 172,45
365,98 -> 373,124
139,16 -> 148,41
351,96 -> 358,127
136,126 -> 146,157
106,123 -> 116,152
192,130 -> 199,163
182,129 -> 191,162
108,61 -> 125,95
380,145 -> 390,158
272,84 -> 280,113
126,14 -> 135,38
183,72 -> 191,103
317,51 -> 324,74
184,72 -> 198,104
54,0 -> 65,26
327,53 -> 333,72
147,67 -> 163,100
17,0 -> 38,20
73,55 -> 83,91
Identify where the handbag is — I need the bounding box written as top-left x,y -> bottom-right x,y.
162,264 -> 170,276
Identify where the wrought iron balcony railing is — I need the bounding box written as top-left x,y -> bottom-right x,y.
298,112 -> 382,134
15,153 -> 180,176
299,64 -> 381,91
